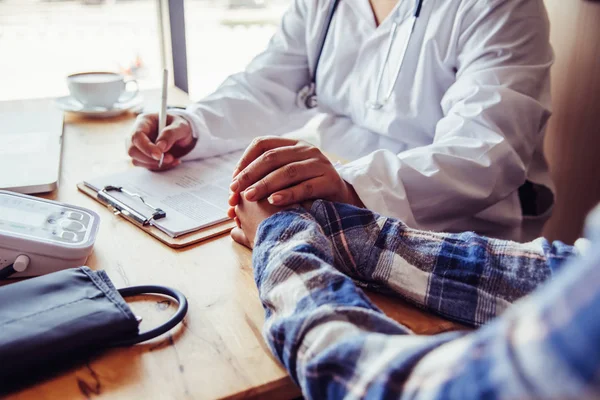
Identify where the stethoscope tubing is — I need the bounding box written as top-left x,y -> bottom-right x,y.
311,0 -> 342,84
367,14 -> 418,109
111,285 -> 189,347
303,0 -> 424,110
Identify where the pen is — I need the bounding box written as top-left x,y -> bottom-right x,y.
157,68 -> 168,168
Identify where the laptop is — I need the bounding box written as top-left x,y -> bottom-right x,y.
0,101 -> 64,194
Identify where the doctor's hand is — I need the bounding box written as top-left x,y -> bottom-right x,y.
227,137 -> 364,210
126,113 -> 196,171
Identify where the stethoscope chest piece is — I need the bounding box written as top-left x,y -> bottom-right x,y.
365,100 -> 384,110
296,82 -> 318,109
297,0 -> 424,112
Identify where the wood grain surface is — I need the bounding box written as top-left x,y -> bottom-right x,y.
2,90 -> 462,400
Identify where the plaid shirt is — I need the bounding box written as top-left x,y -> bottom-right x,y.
252,200 -> 600,399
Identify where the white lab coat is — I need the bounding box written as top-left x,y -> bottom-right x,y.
175,0 -> 554,240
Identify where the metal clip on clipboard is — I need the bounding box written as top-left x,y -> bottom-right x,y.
97,185 -> 166,228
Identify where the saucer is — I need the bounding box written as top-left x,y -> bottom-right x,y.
55,94 -> 143,118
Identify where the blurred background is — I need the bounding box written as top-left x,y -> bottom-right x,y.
0,0 -> 288,101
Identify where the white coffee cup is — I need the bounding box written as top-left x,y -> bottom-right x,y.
67,72 -> 139,109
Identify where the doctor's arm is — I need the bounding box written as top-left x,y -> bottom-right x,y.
336,0 -> 554,231
251,206 -> 600,400
127,0 -> 314,167
227,0 -> 554,223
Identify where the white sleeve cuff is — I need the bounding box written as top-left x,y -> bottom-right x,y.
168,108 -> 200,140
168,108 -> 247,161
336,150 -> 417,227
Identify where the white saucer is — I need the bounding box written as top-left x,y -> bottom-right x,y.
55,94 -> 143,118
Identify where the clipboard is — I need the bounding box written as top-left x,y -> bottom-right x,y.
77,182 -> 235,249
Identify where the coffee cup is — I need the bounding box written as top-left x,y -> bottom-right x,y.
67,72 -> 139,109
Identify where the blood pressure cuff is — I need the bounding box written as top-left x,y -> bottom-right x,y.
0,267 -> 139,391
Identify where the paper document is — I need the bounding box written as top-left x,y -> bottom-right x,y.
84,151 -> 242,237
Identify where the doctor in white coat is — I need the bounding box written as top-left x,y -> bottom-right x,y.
127,0 -> 554,241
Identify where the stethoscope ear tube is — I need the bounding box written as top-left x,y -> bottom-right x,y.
110,285 -> 188,347
299,0 -> 424,110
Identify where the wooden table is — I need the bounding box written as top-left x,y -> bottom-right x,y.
3,89 -> 462,400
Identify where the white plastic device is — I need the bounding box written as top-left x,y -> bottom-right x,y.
0,190 -> 100,278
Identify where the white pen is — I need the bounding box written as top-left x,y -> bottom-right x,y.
157,68 -> 168,168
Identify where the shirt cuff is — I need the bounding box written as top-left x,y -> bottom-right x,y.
168,108 -> 247,161
254,207 -> 315,249
166,108 -> 199,139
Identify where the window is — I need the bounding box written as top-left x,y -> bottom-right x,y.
184,0 -> 288,100
0,0 -> 291,102
0,0 -> 163,101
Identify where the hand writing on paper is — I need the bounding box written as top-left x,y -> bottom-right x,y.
126,113 -> 196,171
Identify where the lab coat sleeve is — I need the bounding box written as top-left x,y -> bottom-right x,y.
337,0 -> 553,231
173,0 -> 314,161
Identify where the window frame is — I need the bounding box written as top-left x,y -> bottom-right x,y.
165,0 -> 189,93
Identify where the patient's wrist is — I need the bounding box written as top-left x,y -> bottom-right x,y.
253,207 -> 316,247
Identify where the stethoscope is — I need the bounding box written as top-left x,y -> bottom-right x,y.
296,0 -> 424,110
112,284 -> 188,346
0,259 -> 188,347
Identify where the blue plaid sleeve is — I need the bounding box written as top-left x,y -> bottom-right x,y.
252,207 -> 600,400
308,200 -> 577,327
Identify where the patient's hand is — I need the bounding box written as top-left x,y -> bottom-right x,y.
231,198 -> 283,249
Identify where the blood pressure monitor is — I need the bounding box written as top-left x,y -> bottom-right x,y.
0,190 -> 100,278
